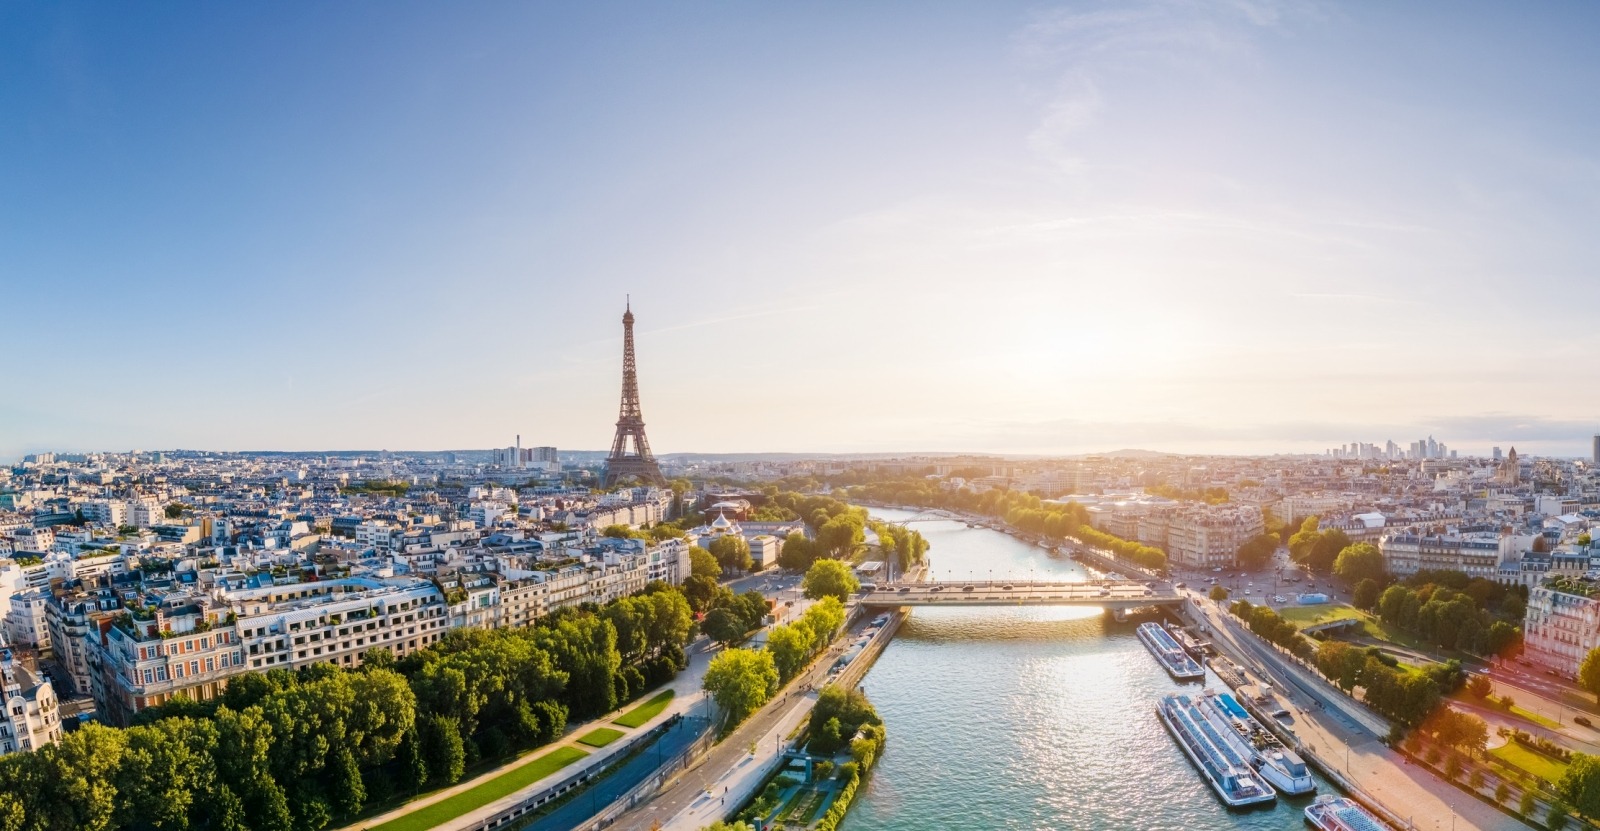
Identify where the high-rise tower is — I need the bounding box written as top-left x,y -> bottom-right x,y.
603,300 -> 666,488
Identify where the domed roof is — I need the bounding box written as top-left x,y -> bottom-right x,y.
710,511 -> 733,529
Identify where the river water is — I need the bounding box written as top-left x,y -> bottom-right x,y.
840,509 -> 1332,831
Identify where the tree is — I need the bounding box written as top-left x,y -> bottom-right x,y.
777,533 -> 815,571
689,547 -> 721,581
803,559 -> 859,603
708,535 -> 753,574
1307,529 -> 1352,573
1519,788 -> 1537,818
1561,753 -> 1600,820
766,624 -> 810,683
1465,673 -> 1492,699
702,608 -> 749,647
703,649 -> 778,729
1579,647 -> 1600,704
1333,542 -> 1387,584
1209,585 -> 1230,602
1549,799 -> 1570,831
164,503 -> 185,519
1235,534 -> 1278,570
420,715 -> 465,786
816,514 -> 865,559
601,524 -> 644,539
1352,578 -> 1380,611
682,575 -> 719,613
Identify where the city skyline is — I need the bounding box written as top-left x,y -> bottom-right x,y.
7,3 -> 1600,460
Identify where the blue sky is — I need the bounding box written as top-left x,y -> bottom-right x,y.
4,2 -> 1600,460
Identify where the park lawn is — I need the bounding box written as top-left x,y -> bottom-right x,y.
1277,604 -> 1366,626
614,689 -> 675,728
367,745 -> 588,831
577,727 -> 626,748
1491,741 -> 1569,783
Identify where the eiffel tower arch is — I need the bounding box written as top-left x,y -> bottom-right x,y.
603,301 -> 667,488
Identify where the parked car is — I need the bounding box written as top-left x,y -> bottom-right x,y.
929,585 -> 944,592
898,586 -> 912,593
962,585 -> 976,592
1174,582 -> 1188,589
1576,716 -> 1593,728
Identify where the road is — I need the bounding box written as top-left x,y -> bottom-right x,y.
860,579 -> 1177,607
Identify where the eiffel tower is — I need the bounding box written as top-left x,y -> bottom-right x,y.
603,300 -> 667,488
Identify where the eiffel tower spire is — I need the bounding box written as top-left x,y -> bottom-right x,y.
603,300 -> 666,488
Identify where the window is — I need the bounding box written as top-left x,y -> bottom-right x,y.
143,669 -> 153,685
156,667 -> 168,681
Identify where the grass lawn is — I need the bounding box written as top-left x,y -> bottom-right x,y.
367,745 -> 588,831
1509,705 -> 1563,730
577,727 -> 626,748
1491,741 -> 1569,783
1277,604 -> 1366,626
614,689 -> 675,728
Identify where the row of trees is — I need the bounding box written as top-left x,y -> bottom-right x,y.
702,596 -> 848,729
1230,600 -> 1314,660
0,583 -> 697,831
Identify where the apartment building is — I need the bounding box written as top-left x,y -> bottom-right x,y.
1523,581 -> 1600,678
0,643 -> 60,756
1164,505 -> 1265,569
1380,532 -> 1507,580
89,577 -> 449,725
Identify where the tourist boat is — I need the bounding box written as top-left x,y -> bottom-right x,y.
1303,795 -> 1389,830
1156,694 -> 1277,808
1192,690 -> 1316,796
1137,622 -> 1206,681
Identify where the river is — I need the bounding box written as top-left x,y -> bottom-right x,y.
840,508 -> 1332,831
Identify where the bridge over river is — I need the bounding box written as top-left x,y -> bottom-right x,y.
858,580 -> 1184,610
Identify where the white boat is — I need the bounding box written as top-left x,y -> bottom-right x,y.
1193,691 -> 1315,795
1304,795 -> 1389,830
1156,694 -> 1277,808
1137,622 -> 1206,681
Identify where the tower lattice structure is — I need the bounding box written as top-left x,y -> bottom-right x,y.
603,301 -> 667,488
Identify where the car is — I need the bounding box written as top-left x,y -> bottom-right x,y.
929,585 -> 944,592
962,585 -> 976,592
897,586 -> 912,593
1142,589 -> 1153,596
1273,595 -> 1287,603
1174,582 -> 1187,589
1096,589 -> 1110,597
1145,581 -> 1156,588
1002,584 -> 1014,590
1212,567 -> 1223,572
861,583 -> 877,592
1577,716 -> 1593,728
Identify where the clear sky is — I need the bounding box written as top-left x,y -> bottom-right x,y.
4,2 -> 1600,461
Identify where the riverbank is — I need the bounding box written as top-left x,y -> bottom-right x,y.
1185,594 -> 1522,830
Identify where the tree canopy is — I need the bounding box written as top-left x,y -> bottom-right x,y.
702,649 -> 778,729
803,560 -> 860,603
